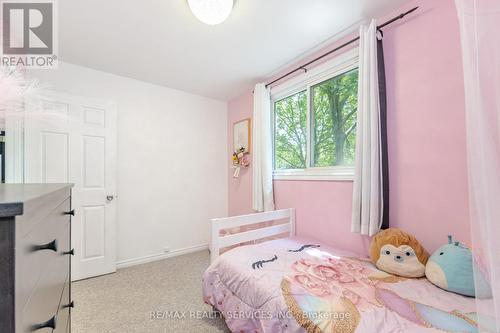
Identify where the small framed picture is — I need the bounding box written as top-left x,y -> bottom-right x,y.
233,118 -> 251,154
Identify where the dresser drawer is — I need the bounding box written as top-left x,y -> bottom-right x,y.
16,198 -> 71,310
20,225 -> 70,333
17,187 -> 71,238
53,280 -> 70,333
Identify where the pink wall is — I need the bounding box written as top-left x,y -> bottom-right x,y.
228,92 -> 254,215
227,0 -> 470,256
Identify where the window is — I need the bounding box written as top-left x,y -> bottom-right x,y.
274,91 -> 307,170
272,50 -> 359,181
311,68 -> 358,167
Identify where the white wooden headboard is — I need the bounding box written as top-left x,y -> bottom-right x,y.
209,208 -> 295,263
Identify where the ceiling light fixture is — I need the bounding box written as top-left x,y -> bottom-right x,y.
187,0 -> 233,25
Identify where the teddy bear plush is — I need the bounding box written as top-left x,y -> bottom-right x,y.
370,228 -> 429,278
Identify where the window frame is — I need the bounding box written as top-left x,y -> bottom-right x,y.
271,48 -> 359,181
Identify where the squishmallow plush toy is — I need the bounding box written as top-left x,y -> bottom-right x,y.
370,228 -> 429,278
425,235 -> 492,298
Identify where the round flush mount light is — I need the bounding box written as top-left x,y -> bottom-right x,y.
187,0 -> 233,25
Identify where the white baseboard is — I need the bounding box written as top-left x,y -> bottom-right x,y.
116,243 -> 209,269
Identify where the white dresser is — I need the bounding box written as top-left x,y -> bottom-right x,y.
0,184 -> 74,333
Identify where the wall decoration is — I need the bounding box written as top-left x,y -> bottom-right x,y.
232,147 -> 249,178
231,118 -> 251,178
233,118 -> 251,154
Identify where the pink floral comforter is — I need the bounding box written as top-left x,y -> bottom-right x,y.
202,237 -> 482,333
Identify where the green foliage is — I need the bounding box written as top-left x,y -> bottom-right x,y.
274,68 -> 358,170
274,91 -> 307,169
312,68 -> 358,166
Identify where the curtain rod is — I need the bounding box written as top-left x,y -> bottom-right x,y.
265,6 -> 419,88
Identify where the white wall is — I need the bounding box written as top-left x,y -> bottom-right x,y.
28,62 -> 228,264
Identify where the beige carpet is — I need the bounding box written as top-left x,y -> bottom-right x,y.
72,250 -> 230,333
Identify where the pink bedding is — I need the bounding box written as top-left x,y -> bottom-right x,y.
202,237 -> 482,333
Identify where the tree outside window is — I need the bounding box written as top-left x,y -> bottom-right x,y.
274,68 -> 358,170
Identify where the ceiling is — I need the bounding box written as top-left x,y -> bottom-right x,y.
59,0 -> 410,101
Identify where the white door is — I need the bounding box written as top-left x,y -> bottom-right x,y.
24,92 -> 117,281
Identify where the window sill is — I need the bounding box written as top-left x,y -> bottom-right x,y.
273,167 -> 354,182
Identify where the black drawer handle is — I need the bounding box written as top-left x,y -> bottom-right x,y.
32,315 -> 56,331
64,209 -> 75,216
63,248 -> 75,256
32,239 -> 58,252
64,301 -> 75,309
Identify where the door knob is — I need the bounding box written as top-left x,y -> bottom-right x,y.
106,195 -> 114,201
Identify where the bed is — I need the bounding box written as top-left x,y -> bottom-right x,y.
203,209 -> 481,333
